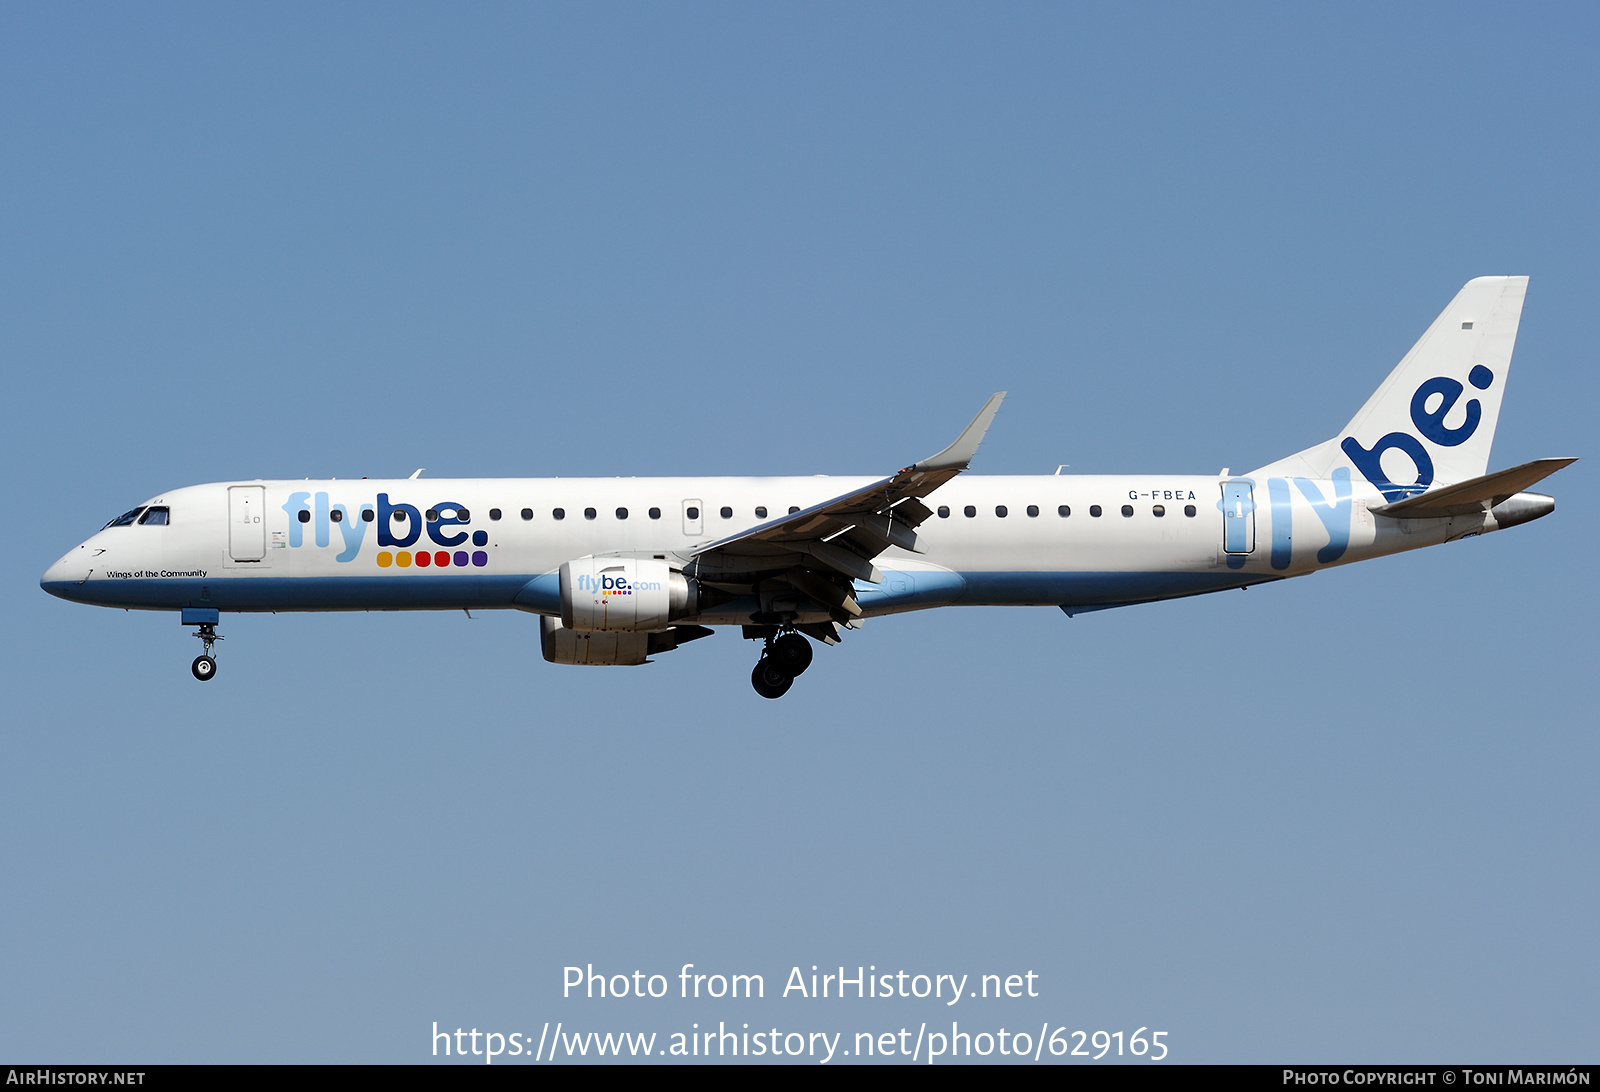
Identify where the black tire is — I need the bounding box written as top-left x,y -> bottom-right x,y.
771,633 -> 814,675
751,659 -> 793,699
191,655 -> 217,681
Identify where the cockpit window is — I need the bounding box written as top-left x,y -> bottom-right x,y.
138,506 -> 170,526
105,507 -> 145,528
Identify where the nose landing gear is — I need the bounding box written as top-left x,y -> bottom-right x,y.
182,608 -> 223,681
191,623 -> 223,681
750,630 -> 815,699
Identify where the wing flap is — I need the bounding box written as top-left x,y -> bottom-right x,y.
802,542 -> 883,585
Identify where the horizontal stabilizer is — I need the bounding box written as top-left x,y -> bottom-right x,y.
1371,457 -> 1576,518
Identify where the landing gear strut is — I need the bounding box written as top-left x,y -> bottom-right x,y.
750,629 -> 814,699
191,622 -> 222,682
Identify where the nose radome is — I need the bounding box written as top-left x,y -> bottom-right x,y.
40,545 -> 88,599
41,558 -> 68,596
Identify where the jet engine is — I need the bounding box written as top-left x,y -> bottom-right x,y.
540,616 -> 712,665
558,557 -> 698,632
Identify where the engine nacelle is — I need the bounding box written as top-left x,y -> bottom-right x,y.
540,616 -> 713,665
559,557 -> 696,632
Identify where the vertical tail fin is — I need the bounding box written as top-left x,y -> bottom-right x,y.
1253,277 -> 1529,500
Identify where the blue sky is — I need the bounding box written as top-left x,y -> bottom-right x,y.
2,3 -> 1595,1063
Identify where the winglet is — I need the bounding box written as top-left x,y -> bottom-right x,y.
909,393 -> 1006,473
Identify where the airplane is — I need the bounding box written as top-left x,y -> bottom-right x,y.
41,276 -> 1574,698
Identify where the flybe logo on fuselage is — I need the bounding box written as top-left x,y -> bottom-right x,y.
1340,365 -> 1495,502
281,492 -> 491,569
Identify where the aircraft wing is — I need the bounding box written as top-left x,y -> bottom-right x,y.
685,393 -> 1004,625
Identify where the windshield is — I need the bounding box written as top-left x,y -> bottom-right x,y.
104,507 -> 145,528
138,506 -> 169,526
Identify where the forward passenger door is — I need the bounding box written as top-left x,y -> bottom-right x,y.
228,486 -> 266,562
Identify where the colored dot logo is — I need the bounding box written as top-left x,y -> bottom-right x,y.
377,549 -> 488,568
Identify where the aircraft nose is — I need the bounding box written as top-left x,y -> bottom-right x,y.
40,545 -> 90,600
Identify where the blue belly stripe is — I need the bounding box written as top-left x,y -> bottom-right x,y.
43,568 -> 1275,615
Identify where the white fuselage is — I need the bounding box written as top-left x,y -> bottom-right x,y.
39,278 -> 1563,688
40,472 -> 1502,625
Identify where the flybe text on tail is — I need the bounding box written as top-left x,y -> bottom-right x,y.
1340,364 -> 1496,502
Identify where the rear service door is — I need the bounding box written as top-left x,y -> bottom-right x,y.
1220,480 -> 1256,555
229,486 -> 266,561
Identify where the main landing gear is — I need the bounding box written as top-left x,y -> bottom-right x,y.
191,622 -> 222,682
751,631 -> 814,699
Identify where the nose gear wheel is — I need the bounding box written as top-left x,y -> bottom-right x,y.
190,622 -> 222,681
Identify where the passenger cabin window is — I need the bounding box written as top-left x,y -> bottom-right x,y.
106,508 -> 144,528
1090,505 -> 1102,517
490,508 -> 502,521
298,510 -> 311,523
720,506 -> 733,519
1058,505 -> 1071,517
788,506 -> 800,514
1152,505 -> 1165,517
392,510 -> 408,522
456,508 -> 470,520
138,506 -> 170,526
1026,505 -> 1039,517
995,505 -> 1008,518
584,508 -> 597,520
362,509 -> 375,522
938,506 -> 950,518
616,508 -> 628,520
1121,505 -> 1134,517
755,506 -> 768,518
330,509 -> 343,523
686,507 -> 699,520
520,508 -> 533,521
426,509 -> 438,521
649,507 -> 661,519
1184,504 -> 1197,517
553,508 -> 566,521
963,505 -> 976,518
